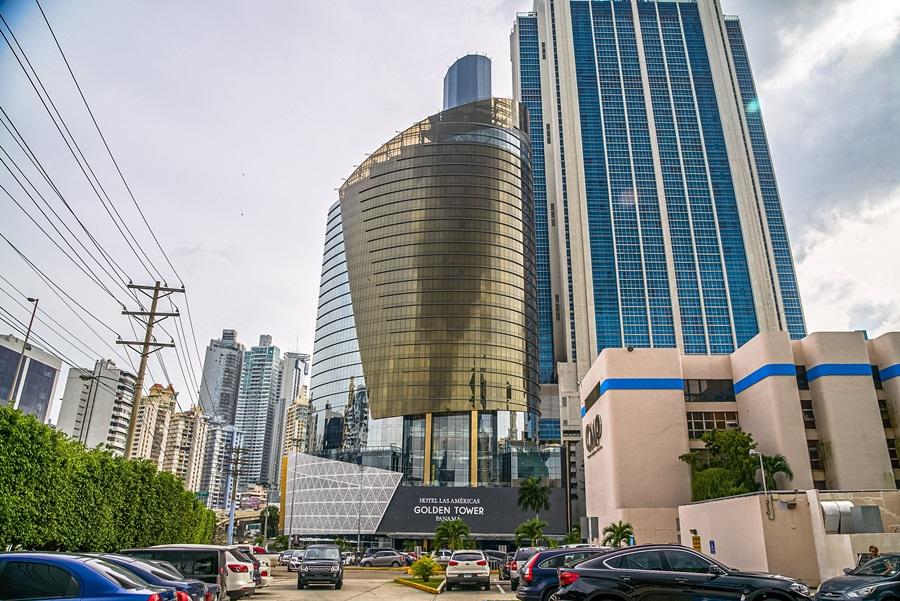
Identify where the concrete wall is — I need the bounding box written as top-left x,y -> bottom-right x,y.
732,331 -> 814,489
801,333 -> 893,489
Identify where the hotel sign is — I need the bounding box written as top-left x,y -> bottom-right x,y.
378,485 -> 567,535
584,414 -> 603,458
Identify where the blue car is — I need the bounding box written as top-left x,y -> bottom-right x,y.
98,554 -> 209,601
516,547 -> 609,601
0,552 -> 176,601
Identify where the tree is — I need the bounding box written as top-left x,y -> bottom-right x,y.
434,519 -> 470,551
601,521 -> 634,547
679,429 -> 794,501
517,476 -> 551,519
562,526 -> 581,545
0,406 -> 215,551
514,517 -> 548,547
262,505 -> 279,539
759,454 -> 794,490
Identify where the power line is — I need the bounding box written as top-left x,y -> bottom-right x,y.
34,0 -> 182,284
0,14 -> 161,281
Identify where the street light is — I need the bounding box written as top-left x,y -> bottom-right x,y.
749,449 -> 766,496
6,297 -> 38,405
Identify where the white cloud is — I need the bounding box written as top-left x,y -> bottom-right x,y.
763,0 -> 900,92
796,185 -> 900,336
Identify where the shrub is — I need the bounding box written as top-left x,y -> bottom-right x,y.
411,555 -> 437,582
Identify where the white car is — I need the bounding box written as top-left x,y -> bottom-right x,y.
287,549 -> 305,572
445,550 -> 490,592
224,547 -> 257,598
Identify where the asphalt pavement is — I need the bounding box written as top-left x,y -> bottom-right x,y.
256,564 -> 517,600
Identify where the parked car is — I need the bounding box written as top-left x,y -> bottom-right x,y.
229,548 -> 260,588
555,544 -> 811,600
278,550 -> 293,566
816,553 -> 900,600
0,552 -> 176,601
96,553 -> 209,601
287,549 -> 305,572
297,544 -> 344,590
484,550 -> 508,572
445,549 -> 491,592
515,547 -> 608,601
360,550 -> 406,567
511,547 -> 543,591
122,544 -> 254,601
342,552 -> 354,566
431,548 -> 453,567
363,547 -> 397,559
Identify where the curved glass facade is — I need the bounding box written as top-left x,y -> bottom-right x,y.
340,98 -> 540,419
308,98 -> 558,488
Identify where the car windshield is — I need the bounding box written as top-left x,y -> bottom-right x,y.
305,548 -> 340,561
853,557 -> 900,577
515,549 -> 537,561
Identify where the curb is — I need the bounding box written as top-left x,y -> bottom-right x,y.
394,577 -> 444,594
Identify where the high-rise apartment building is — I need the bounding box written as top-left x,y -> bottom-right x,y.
235,335 -> 282,489
270,351 -> 310,498
0,333 -> 62,423
130,383 -> 178,467
57,359 -> 136,455
162,407 -> 208,492
512,0 -> 807,524
199,418 -> 239,509
282,385 -> 310,455
199,329 -> 244,425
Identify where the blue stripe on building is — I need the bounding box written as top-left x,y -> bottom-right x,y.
807,363 -> 872,382
598,378 -> 684,395
732,363 -> 795,395
881,364 -> 900,382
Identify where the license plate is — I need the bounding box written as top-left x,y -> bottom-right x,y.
463,574 -> 472,578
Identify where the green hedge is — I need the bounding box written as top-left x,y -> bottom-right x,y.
0,405 -> 215,551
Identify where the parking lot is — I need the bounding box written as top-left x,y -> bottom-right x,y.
255,564 -> 517,600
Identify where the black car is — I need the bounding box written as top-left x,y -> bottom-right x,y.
97,554 -> 209,601
817,554 -> 900,600
555,544 -> 812,600
297,544 -> 343,590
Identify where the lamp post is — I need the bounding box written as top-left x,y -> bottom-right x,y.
749,449 -> 767,495
6,297 -> 38,405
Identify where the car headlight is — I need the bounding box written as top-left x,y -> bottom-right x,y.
847,585 -> 877,598
330,564 -> 340,572
789,582 -> 811,597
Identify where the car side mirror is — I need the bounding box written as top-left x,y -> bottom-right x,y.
844,568 -> 853,575
709,565 -> 726,577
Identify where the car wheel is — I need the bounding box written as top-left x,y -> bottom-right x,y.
391,561 -> 400,567
297,580 -> 305,590
541,587 -> 558,601
483,582 -> 491,591
446,583 -> 453,591
335,580 -> 343,590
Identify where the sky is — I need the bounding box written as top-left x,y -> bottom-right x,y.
0,0 -> 897,421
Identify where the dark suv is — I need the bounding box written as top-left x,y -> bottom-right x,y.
555,544 -> 812,600
297,544 -> 343,590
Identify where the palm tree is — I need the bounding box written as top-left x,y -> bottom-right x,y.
514,517 -> 548,547
601,521 -> 634,547
434,519 -> 470,551
759,454 -> 794,490
518,476 -> 551,519
562,526 -> 581,545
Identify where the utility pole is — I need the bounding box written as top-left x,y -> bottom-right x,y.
226,443 -> 244,545
6,297 -> 38,405
116,282 -> 181,459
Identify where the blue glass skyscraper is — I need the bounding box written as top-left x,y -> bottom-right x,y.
513,0 -> 804,376
512,0 -> 806,523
